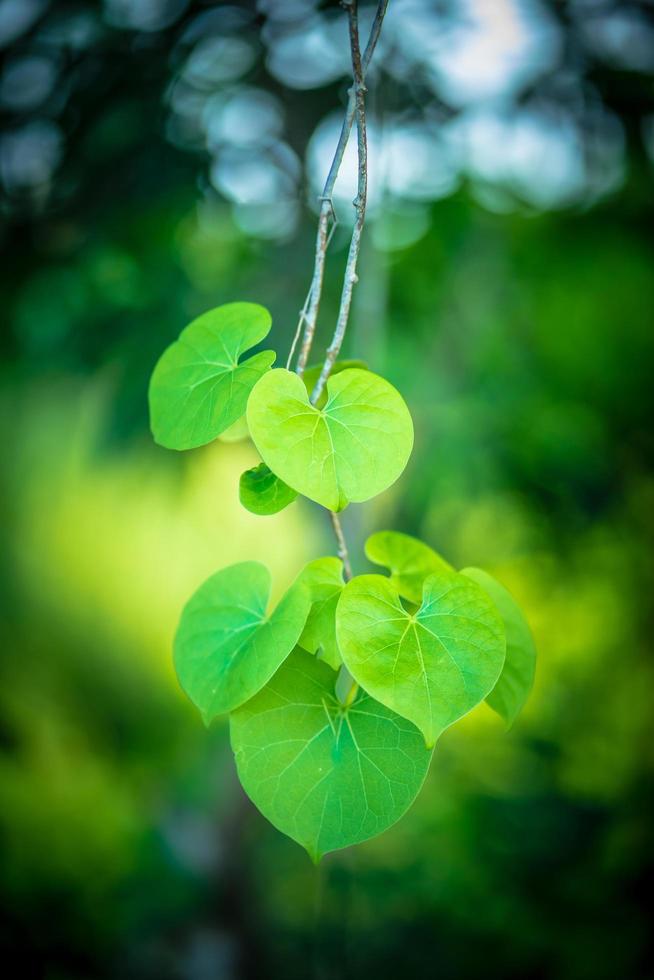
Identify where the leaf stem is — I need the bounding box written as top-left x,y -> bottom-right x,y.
294,0 -> 388,378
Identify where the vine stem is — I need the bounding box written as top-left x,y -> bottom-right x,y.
329,511 -> 353,582
293,1 -> 386,679
309,0 -> 370,405
294,0 -> 389,377
326,0 -> 377,706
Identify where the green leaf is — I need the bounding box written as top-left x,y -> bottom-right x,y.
302,359 -> 368,408
239,463 -> 298,516
247,368 -> 414,511
366,530 -> 453,604
174,560 -> 313,723
336,571 -> 506,747
461,567 -> 536,728
230,649 -> 432,860
149,302 -> 275,450
218,415 -> 250,443
297,556 -> 345,670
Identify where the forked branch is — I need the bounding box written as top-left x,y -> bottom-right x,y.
309,0 -> 370,405
293,0 -> 388,377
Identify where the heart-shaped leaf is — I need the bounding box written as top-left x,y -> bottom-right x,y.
297,556 -> 345,670
302,359 -> 368,407
239,463 -> 298,516
366,530 -> 453,604
230,648 -> 432,861
174,560 -> 313,723
149,302 -> 275,450
461,567 -> 536,728
247,368 -> 414,511
336,571 -> 506,747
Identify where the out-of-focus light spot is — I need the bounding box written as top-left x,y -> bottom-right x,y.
265,14 -> 350,89
582,105 -> 625,201
210,145 -> 298,206
233,199 -> 299,241
0,0 -> 47,48
449,107 -> 588,209
371,202 -> 430,252
166,78 -> 207,148
578,6 -> 654,72
168,77 -> 205,119
0,56 -> 58,111
448,101 -> 625,210
40,11 -> 101,49
386,0 -> 560,107
439,0 -> 560,105
180,5 -> 253,45
183,35 -> 255,88
382,122 -> 459,201
104,0 -> 189,33
257,0 -> 318,23
0,120 -> 62,193
204,88 -> 284,150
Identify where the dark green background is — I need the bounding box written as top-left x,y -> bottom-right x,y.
1,2 -> 653,977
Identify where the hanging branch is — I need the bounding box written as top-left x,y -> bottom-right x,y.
309,0 -> 370,406
316,0 -> 374,587
294,0 -> 389,377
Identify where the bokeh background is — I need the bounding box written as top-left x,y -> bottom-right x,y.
1,1 -> 653,977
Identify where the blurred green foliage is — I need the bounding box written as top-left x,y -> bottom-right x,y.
1,2 -> 653,978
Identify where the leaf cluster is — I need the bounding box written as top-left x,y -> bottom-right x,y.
149,304 -> 536,858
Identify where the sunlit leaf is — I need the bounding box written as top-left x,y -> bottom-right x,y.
174,560 -> 312,723
297,556 -> 345,670
239,462 -> 298,516
302,359 -> 368,408
149,302 -> 275,450
230,649 -> 432,861
247,367 -> 414,511
336,572 -> 506,747
461,567 -> 536,728
366,530 -> 453,604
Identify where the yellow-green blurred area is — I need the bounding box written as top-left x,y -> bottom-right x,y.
1,1 -> 653,978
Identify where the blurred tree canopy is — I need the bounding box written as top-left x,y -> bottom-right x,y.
0,2 -> 653,979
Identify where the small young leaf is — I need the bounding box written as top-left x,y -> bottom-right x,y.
247,368 -> 414,511
461,567 -> 536,728
174,560 -> 313,723
149,302 -> 275,450
302,358 -> 368,407
297,556 -> 345,670
366,530 -> 453,604
336,571 -> 506,747
230,648 -> 432,861
239,463 -> 298,516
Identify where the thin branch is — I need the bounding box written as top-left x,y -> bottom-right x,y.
329,511 -> 353,581
285,286 -> 311,370
329,509 -> 357,705
309,0 -> 369,405
294,0 -> 389,376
